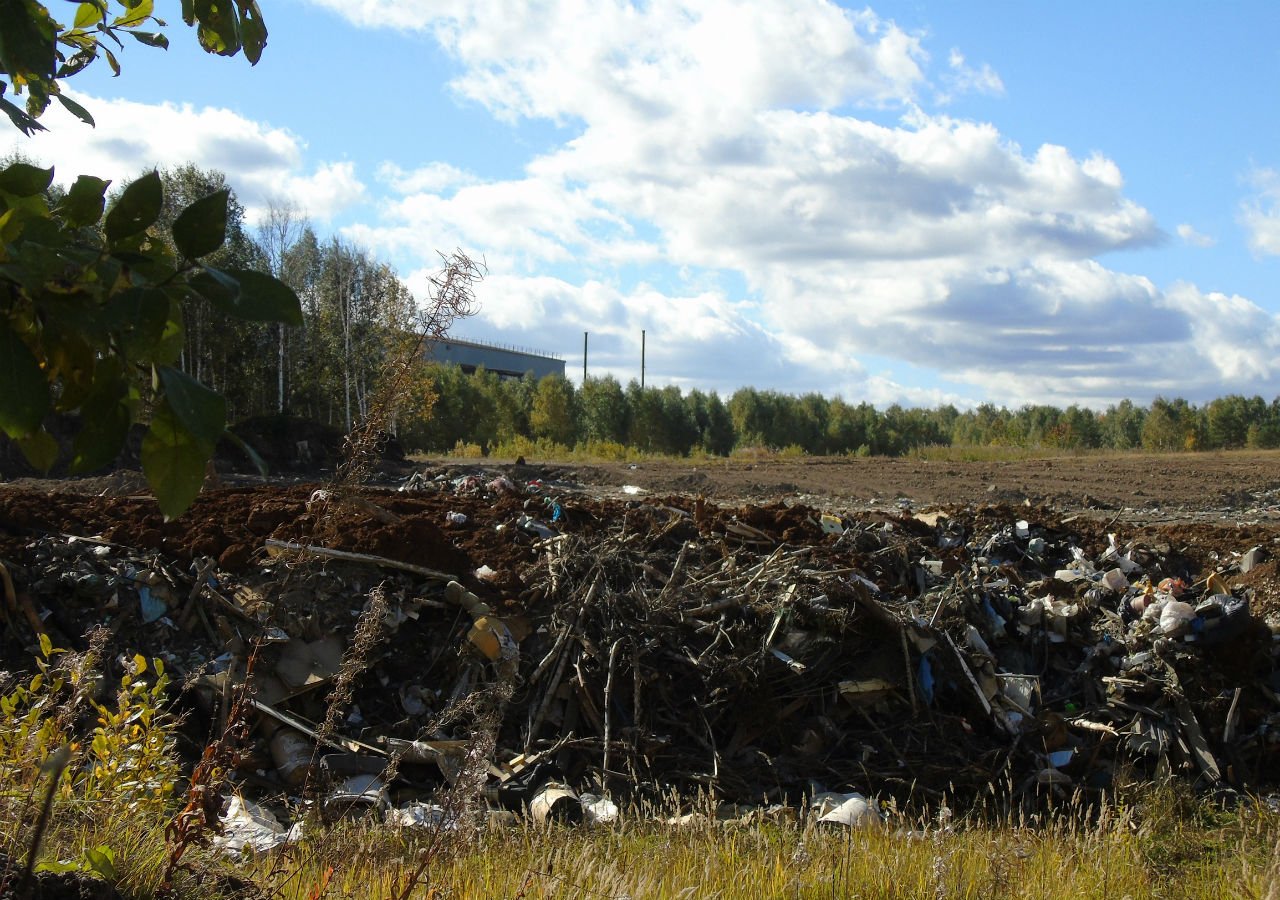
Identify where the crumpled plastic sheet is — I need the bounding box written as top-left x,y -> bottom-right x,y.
214,794 -> 301,859
813,792 -> 882,828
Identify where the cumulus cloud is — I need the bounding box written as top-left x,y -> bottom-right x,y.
307,0 -> 930,120
0,92 -> 365,222
1176,223 -> 1216,247
143,0 -> 1279,406
1240,166 -> 1280,256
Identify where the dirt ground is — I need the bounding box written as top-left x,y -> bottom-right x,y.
8,448 -> 1280,519
4,450 -> 1280,617
571,450 -> 1280,522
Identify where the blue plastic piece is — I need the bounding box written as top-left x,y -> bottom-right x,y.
138,586 -> 167,624
917,654 -> 935,705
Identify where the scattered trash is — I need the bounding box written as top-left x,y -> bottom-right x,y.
214,795 -> 294,859
385,802 -> 450,829
2,477 -> 1277,835
814,792 -> 882,828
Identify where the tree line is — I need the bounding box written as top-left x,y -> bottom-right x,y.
411,371 -> 1280,457
34,163 -> 1280,462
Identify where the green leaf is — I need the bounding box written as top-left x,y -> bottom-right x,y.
112,0 -> 152,27
58,174 -> 111,227
102,287 -> 169,356
0,97 -> 47,135
103,46 -> 120,76
55,48 -> 96,79
38,632 -> 53,659
157,366 -> 226,445
0,194 -> 53,247
128,30 -> 169,48
73,2 -> 105,29
188,265 -> 240,306
172,188 -> 228,259
191,0 -> 241,56
104,170 -> 162,242
23,82 -> 52,120
237,1 -> 267,65
141,399 -> 211,520
70,372 -> 131,474
0,162 -> 55,197
17,429 -> 58,472
42,326 -> 97,408
54,92 -> 95,126
0,321 -> 48,439
82,845 -> 118,882
0,0 -> 57,83
150,297 -> 186,365
225,269 -> 303,325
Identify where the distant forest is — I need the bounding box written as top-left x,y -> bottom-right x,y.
47,164 -> 1280,460
414,369 -> 1280,458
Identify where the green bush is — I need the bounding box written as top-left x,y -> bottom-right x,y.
0,636 -> 179,817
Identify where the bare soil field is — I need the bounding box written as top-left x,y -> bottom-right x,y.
7,448 -> 1280,520
570,450 -> 1280,522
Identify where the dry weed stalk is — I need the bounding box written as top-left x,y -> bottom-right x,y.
388,662 -> 516,900
158,648 -> 259,894
316,583 -> 389,747
234,252 -> 482,894
335,248 -> 484,489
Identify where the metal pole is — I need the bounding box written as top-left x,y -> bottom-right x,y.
583,331 -> 588,383
641,329 -> 646,389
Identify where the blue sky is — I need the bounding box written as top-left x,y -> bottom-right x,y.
7,0 -> 1280,409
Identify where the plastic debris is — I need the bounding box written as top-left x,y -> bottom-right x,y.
214,795 -> 293,859
814,792 -> 882,828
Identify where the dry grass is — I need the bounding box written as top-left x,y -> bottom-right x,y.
4,680 -> 1278,900
224,795 -> 1280,900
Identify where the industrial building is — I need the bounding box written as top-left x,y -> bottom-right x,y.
425,336 -> 565,381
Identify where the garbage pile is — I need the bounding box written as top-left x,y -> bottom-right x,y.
1,473 -> 1278,834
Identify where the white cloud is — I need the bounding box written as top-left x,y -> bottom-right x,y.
936,48 -> 1005,104
302,0 -> 1280,406
1160,283 -> 1280,382
1176,223 -> 1216,247
0,92 -> 365,222
310,0 -> 930,121
1241,166 -> 1280,256
406,272 -> 867,395
279,162 -> 366,222
377,161 -> 477,194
